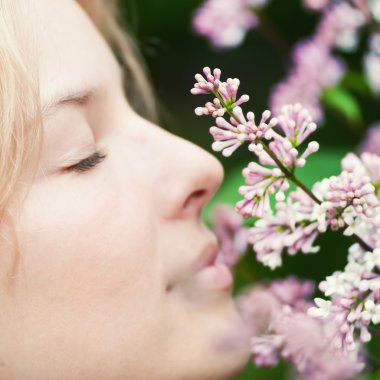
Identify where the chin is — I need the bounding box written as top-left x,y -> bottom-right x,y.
200,300 -> 251,380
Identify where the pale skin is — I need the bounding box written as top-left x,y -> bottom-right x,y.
0,1 -> 251,379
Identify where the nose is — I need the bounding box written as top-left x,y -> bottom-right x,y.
151,124 -> 224,220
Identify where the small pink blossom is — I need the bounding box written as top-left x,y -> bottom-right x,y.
262,104 -> 320,169
316,2 -> 367,51
236,162 -> 288,220
303,0 -> 331,11
249,194 -> 321,269
238,278 -> 363,380
191,66 -> 221,95
359,124 -> 380,155
192,0 -> 260,48
209,107 -> 276,157
270,42 -> 344,123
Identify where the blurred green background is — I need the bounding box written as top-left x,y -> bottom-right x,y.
119,1 -> 380,379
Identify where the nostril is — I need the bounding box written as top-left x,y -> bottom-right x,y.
183,189 -> 207,213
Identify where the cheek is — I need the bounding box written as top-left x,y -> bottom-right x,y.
12,171 -> 162,322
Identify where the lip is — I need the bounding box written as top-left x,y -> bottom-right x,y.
193,238 -> 233,291
193,239 -> 219,272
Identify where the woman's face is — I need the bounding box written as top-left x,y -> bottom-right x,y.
0,1 -> 250,379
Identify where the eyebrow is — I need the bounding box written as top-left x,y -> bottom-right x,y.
41,86 -> 99,118
41,65 -> 125,119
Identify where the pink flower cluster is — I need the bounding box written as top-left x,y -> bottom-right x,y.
365,33 -> 380,95
192,0 -> 269,48
248,188 -> 321,269
192,0 -> 377,125
192,69 -> 322,219
308,242 -> 380,354
248,152 -> 380,268
270,40 -> 344,122
360,124 -> 380,155
191,67 -> 380,379
237,277 -> 363,380
271,1 -> 367,122
303,0 -> 331,12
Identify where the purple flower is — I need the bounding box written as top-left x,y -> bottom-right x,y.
251,335 -> 284,367
238,278 -> 363,380
192,0 -> 267,48
269,276 -> 315,306
364,33 -> 380,95
192,67 -> 250,118
308,242 -> 380,359
249,193 -> 320,269
236,162 -> 288,220
359,124 -> 380,155
369,0 -> 380,22
324,171 -> 378,217
316,2 -> 367,51
209,107 -> 276,157
270,42 -> 344,123
262,103 -> 320,169
303,0 -> 331,11
191,66 -> 222,95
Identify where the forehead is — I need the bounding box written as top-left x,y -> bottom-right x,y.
34,0 -> 121,108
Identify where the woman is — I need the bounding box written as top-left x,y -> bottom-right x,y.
0,0 -> 251,379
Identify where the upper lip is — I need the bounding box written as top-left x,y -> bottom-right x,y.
193,236 -> 219,272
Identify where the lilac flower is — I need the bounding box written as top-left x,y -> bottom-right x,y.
369,0 -> 380,22
271,2 -> 366,124
251,335 -> 284,367
364,53 -> 380,95
316,2 -> 367,51
264,104 -> 320,169
192,0 -> 261,48
236,162 -> 288,220
192,67 -> 250,117
189,61 -> 380,380
324,171 -> 378,217
359,124 -> 380,155
195,98 -> 226,118
192,0 -> 270,49
276,311 -> 362,380
237,284 -> 283,336
191,66 -> 221,95
209,107 -> 276,157
306,153 -> 380,235
270,42 -> 344,122
308,243 -> 380,356
238,278 -> 363,380
342,152 -> 380,195
249,193 -> 320,269
269,276 -> 315,306
361,299 -> 380,324
364,33 -> 380,95
303,0 -> 331,11
211,205 -> 248,267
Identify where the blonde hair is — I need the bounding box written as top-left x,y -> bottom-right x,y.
0,0 -> 157,218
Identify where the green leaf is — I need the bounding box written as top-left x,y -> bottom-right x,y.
341,71 -> 373,98
321,86 -> 362,126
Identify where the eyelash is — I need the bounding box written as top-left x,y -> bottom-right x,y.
66,150 -> 107,173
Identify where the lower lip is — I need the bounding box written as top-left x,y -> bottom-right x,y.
195,262 -> 233,290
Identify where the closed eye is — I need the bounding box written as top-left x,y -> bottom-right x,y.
65,150 -> 107,173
